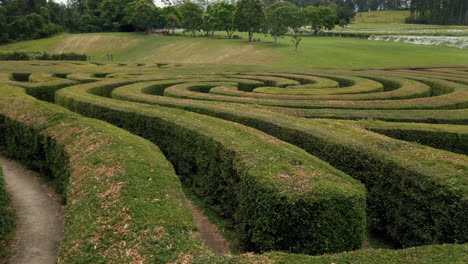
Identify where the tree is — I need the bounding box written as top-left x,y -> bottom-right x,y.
179,1 -> 203,37
211,2 -> 236,39
303,6 -> 336,35
264,2 -> 290,45
0,6 -> 8,43
408,0 -> 468,25
291,34 -> 301,52
234,0 -> 264,42
98,0 -> 130,31
202,4 -> 216,37
276,2 -> 304,34
161,6 -> 182,34
166,13 -> 180,35
124,0 -> 158,32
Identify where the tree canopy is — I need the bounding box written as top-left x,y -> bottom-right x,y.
304,5 -> 337,35
234,0 -> 265,42
179,1 -> 203,36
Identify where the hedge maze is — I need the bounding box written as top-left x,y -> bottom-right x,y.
0,61 -> 466,263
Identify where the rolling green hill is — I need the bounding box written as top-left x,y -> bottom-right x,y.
1,32 -> 468,68
354,10 -> 411,24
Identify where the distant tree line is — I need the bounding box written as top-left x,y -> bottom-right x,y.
1,0 -> 466,45
0,0 -> 355,44
407,0 -> 468,25
345,0 -> 410,12
345,0 -> 467,25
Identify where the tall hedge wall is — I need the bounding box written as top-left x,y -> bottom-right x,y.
0,160 -> 15,262
0,84 -> 214,263
111,80 -> 468,248
55,80 -> 367,255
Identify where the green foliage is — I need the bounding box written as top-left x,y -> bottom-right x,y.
103,70 -> 467,249
210,2 -> 236,38
0,61 -> 467,263
304,6 -> 337,35
98,0 -> 128,31
0,0 -> 65,43
202,5 -> 216,37
277,2 -> 305,34
0,52 -> 87,61
124,0 -> 158,32
264,2 -> 291,44
179,1 -> 204,37
161,6 -> 182,34
409,0 -> 468,25
56,80 -> 367,255
362,121 -> 468,155
0,161 -> 15,262
291,34 -> 302,52
0,84 -> 210,262
234,0 -> 265,42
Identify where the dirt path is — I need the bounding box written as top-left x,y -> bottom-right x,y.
186,200 -> 231,254
1,157 -> 63,264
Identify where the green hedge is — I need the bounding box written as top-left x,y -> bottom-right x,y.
1,71 -> 467,263
210,74 -> 430,101
0,73 -> 78,102
271,108 -> 468,125
361,120 -> 468,155
243,243 -> 468,264
112,80 -> 468,248
0,84 -> 212,263
0,160 -> 15,262
0,52 -> 87,61
162,78 -> 466,110
56,80 -> 367,255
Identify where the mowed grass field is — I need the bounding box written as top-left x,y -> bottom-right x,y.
1,31 -> 468,68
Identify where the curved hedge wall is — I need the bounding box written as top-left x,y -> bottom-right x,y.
0,62 -> 466,263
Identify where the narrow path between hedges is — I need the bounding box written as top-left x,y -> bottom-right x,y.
186,200 -> 231,254
1,157 -> 63,264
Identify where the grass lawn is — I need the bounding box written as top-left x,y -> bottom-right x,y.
1,31 -> 468,68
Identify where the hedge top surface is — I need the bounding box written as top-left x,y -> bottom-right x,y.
0,61 -> 467,263
56,80 -> 365,198
0,84 -> 212,263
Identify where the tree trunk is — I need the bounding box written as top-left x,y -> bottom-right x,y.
274,35 -> 278,46
248,30 -> 253,42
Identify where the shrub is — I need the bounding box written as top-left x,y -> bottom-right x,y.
0,52 -> 87,61
0,161 -> 15,262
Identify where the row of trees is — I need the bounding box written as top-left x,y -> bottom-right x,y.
1,0 -> 465,45
346,0 -> 410,12
0,0 -> 349,44
345,0 -> 467,25
408,0 -> 468,25
0,0 -> 65,43
176,0 -> 340,42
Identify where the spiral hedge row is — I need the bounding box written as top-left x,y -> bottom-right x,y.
0,61 -> 466,263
